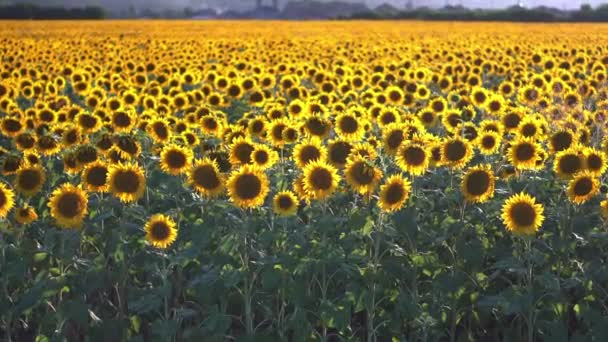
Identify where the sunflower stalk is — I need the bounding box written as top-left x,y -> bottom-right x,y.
367,211 -> 385,342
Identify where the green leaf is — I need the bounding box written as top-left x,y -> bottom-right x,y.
362,215 -> 374,236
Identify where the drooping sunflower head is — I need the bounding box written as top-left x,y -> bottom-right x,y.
160,144 -> 193,176
293,137 -> 327,169
501,192 -> 545,235
14,163 -> 45,197
81,161 -> 109,193
344,157 -> 383,195
48,183 -> 88,229
567,171 -> 599,205
107,162 -> 146,203
378,175 -> 411,213
302,160 -> 340,201
15,205 -> 37,225
227,165 -> 269,208
144,214 -> 178,249
0,182 -> 15,218
273,191 -> 299,217
461,164 -> 495,203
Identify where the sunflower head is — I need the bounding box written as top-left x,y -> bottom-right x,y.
108,162 -> 146,203
273,191 -> 299,217
81,161 -> 109,193
554,148 -> 585,179
378,175 -> 411,213
442,137 -> 473,170
160,144 -> 193,176
188,158 -> 224,198
15,164 -> 46,196
396,142 -> 429,176
344,157 -> 383,195
251,145 -> 278,170
508,137 -> 543,170
144,214 -> 178,249
302,160 -> 340,201
501,193 -> 545,235
567,171 -> 599,205
227,165 -> 269,208
15,205 -> 37,225
0,182 -> 15,218
461,164 -> 495,203
293,137 -> 327,169
48,183 -> 88,229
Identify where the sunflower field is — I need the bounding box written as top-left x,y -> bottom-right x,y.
1,21 -> 608,341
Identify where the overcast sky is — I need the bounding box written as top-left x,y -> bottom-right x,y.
7,0 -> 607,11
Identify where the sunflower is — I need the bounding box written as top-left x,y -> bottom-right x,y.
601,200 -> 608,220
554,148 -> 585,179
0,182 -> 15,218
442,137 -> 473,170
108,162 -> 146,203
147,118 -> 172,143
81,161 -> 109,193
396,142 -> 429,176
382,123 -> 406,155
477,131 -> 501,155
14,205 -> 37,225
584,148 -> 607,176
48,183 -> 88,229
501,193 -> 545,235
188,158 -> 224,198
344,157 -> 383,195
302,160 -> 340,201
159,144 -> 193,176
461,164 -> 495,203
549,129 -> 575,153
293,138 -> 327,168
144,214 -> 178,249
250,145 -> 278,170
327,139 -> 353,168
335,112 -> 365,141
508,137 -> 543,170
273,191 -> 299,217
567,172 -> 599,205
14,164 -> 46,196
302,114 -> 332,139
227,165 -> 269,208
378,175 -> 411,212
229,137 -> 256,165
111,110 -> 136,133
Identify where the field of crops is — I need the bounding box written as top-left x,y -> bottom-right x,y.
1,20 -> 608,341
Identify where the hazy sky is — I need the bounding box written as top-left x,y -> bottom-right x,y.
7,0 -> 608,11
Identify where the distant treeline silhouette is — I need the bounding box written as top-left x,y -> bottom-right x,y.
343,4 -> 608,22
0,4 -> 105,19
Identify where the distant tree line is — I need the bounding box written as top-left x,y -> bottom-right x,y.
343,4 -> 608,22
0,4 -> 105,19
